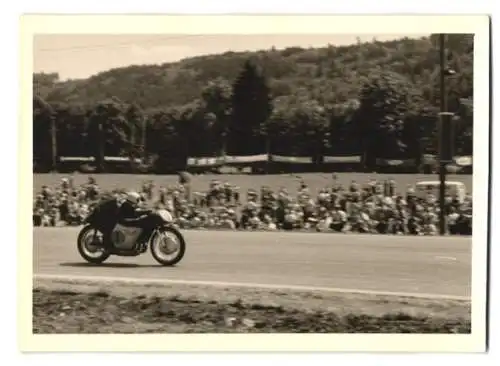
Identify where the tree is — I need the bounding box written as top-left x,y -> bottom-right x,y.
292,100 -> 329,160
146,107 -> 184,172
125,102 -> 145,159
33,35 -> 473,117
33,72 -> 59,99
32,34 -> 475,171
355,70 -> 421,169
327,98 -> 360,156
266,98 -> 329,158
267,97 -> 294,155
228,60 -> 273,155
175,100 -> 207,160
33,95 -> 55,170
454,98 -> 473,155
53,102 -> 89,157
201,77 -> 232,155
87,97 -> 130,171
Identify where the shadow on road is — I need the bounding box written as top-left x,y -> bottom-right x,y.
59,262 -> 162,268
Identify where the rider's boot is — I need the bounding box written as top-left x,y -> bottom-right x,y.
102,232 -> 113,250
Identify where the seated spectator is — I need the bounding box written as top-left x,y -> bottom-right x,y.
330,204 -> 347,232
456,206 -> 472,235
302,197 -> 316,223
261,214 -> 277,230
190,211 -> 206,229
303,212 -> 319,230
316,207 -> 332,232
247,212 -> 261,230
218,211 -> 236,230
373,203 -> 390,234
48,206 -> 58,226
282,206 -> 298,231
349,204 -> 372,233
447,206 -> 461,235
422,206 -> 438,235
33,174 -> 473,237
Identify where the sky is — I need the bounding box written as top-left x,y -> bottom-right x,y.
34,34 -> 428,81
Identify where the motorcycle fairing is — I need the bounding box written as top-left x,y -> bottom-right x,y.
111,224 -> 143,250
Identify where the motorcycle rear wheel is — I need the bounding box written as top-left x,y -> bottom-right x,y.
77,224 -> 111,264
150,226 -> 186,266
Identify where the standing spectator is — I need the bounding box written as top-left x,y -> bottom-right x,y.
142,180 -> 154,201
33,208 -> 43,227
178,171 -> 192,201
41,185 -> 51,200
233,186 -> 240,205
383,177 -> 396,197
224,182 -> 233,203
349,180 -> 360,193
61,178 -> 70,191
58,194 -> 69,223
158,186 -> 167,205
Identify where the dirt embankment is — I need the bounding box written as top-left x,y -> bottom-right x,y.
33,286 -> 471,334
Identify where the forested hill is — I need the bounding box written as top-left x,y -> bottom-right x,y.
33,34 -> 474,172
34,34 -> 473,111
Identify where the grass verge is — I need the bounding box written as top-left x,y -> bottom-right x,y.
33,279 -> 471,334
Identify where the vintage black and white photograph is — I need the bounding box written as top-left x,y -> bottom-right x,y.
22,14 -> 489,352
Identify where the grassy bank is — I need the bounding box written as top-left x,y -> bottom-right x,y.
33,281 -> 471,334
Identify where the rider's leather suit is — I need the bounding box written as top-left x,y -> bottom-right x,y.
117,200 -> 150,226
100,200 -> 153,249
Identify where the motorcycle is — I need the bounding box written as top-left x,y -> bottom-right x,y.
76,201 -> 186,266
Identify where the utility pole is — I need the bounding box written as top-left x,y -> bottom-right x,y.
221,129 -> 227,157
438,33 -> 456,236
50,114 -> 57,172
141,115 -> 146,161
265,132 -> 271,175
98,119 -> 104,173
130,116 -> 136,159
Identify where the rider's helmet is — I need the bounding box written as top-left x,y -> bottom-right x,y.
125,191 -> 141,206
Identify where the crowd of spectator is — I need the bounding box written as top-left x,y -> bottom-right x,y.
33,174 -> 473,236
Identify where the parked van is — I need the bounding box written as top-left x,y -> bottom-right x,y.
414,180 -> 467,203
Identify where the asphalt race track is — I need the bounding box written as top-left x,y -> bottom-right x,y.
33,228 -> 472,299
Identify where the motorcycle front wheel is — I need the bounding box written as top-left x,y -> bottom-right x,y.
150,226 -> 186,266
77,224 -> 111,264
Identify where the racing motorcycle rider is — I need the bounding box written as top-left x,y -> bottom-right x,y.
116,191 -> 157,244
100,191 -> 155,249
